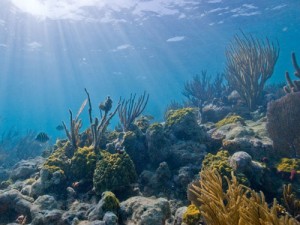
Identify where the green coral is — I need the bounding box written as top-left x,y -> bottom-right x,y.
202,150 -> 249,186
165,107 -> 203,141
276,158 -> 300,173
70,146 -> 97,181
101,191 -> 120,214
215,115 -> 245,129
202,150 -> 233,177
93,151 -> 137,195
183,204 -> 201,225
43,141 -> 71,175
165,107 -> 196,127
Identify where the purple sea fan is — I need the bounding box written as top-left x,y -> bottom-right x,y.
266,92 -> 300,157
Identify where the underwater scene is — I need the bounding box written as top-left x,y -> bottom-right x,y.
0,0 -> 300,224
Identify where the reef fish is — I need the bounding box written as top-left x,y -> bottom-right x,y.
56,124 -> 64,131
35,132 -> 49,143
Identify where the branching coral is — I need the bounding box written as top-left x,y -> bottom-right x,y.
187,169 -> 299,225
225,32 -> 279,110
118,92 -> 149,131
283,184 -> 300,218
85,88 -> 120,150
182,71 -> 226,113
284,53 -> 300,93
62,99 -> 87,155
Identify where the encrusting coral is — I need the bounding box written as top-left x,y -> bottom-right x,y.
215,114 -> 245,129
93,151 -> 137,195
182,204 -> 201,225
187,169 -> 299,225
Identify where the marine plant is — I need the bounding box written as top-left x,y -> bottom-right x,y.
225,32 -> 279,110
118,91 -> 149,132
93,151 -> 137,195
187,169 -> 298,225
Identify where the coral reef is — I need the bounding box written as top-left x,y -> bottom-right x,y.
188,169 -> 299,225
225,32 -> 279,110
93,151 -> 137,195
165,107 -> 205,141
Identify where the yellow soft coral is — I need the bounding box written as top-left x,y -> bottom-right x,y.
183,204 -> 201,225
188,169 -> 299,225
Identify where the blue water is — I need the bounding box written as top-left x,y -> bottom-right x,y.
0,0 -> 299,140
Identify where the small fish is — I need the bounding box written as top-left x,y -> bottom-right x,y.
35,132 -> 49,143
56,124 -> 64,131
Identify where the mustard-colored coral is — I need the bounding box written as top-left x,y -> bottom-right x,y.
70,146 -> 97,180
215,115 -> 245,128
202,150 -> 233,178
276,158 -> 300,173
183,204 -> 201,225
43,141 -> 71,174
93,151 -> 137,194
188,169 -> 299,225
165,107 -> 196,127
101,191 -> 120,214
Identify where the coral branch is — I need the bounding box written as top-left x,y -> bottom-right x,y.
84,89 -> 120,149
225,32 -> 279,110
284,52 -> 300,93
118,92 -> 149,131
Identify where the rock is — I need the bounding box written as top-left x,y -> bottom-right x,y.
229,151 -> 252,173
87,191 -> 120,221
0,189 -> 33,224
10,157 -> 45,181
62,201 -> 92,224
30,195 -> 62,225
31,209 -> 64,225
168,141 -> 207,169
120,196 -> 171,225
202,104 -> 232,123
173,206 -> 187,225
103,212 -> 118,225
211,118 -> 273,160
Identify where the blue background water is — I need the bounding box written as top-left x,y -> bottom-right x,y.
0,0 -> 299,141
